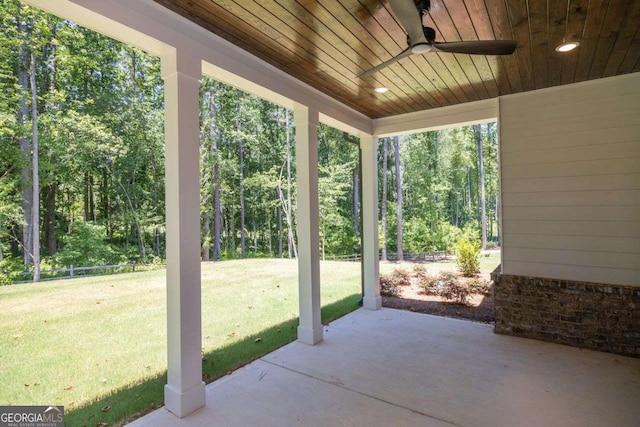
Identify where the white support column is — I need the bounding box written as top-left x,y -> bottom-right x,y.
360,135 -> 381,310
161,49 -> 205,418
294,105 -> 323,345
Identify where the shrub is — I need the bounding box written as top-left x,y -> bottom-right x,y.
412,264 -> 426,274
379,274 -> 401,297
419,271 -> 472,305
439,278 -> 471,305
0,256 -> 22,285
54,222 -> 117,267
417,272 -> 441,295
468,278 -> 493,295
0,273 -> 12,286
455,237 -> 480,276
391,268 -> 412,286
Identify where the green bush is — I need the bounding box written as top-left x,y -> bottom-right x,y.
54,222 -> 117,267
391,268 -> 412,286
468,278 -> 492,295
438,276 -> 471,305
412,264 -> 426,274
455,237 -> 480,276
404,219 -> 467,253
418,271 -> 471,305
0,256 -> 22,284
417,272 -> 441,295
0,273 -> 12,286
436,221 -> 464,253
379,274 -> 401,297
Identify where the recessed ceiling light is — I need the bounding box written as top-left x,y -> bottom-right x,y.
374,87 -> 389,93
556,42 -> 580,52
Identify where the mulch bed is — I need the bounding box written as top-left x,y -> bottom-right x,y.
381,270 -> 495,324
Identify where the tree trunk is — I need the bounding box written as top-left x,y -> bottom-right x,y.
84,172 -> 90,222
394,136 -> 403,261
89,174 -> 96,223
267,212 -> 272,256
496,192 -> 501,246
213,184 -> 222,261
236,93 -> 246,258
115,176 -> 145,261
102,170 -> 111,239
17,11 -> 32,268
285,109 -> 296,258
230,204 -> 236,254
353,167 -> 359,234
474,125 -> 487,249
45,182 -> 56,256
252,219 -> 258,253
43,19 -> 58,257
30,49 -> 41,282
467,167 -> 472,217
211,89 -> 222,261
381,137 -> 388,261
200,92 -> 210,261
202,210 -> 210,261
276,203 -> 283,257
10,225 -> 20,257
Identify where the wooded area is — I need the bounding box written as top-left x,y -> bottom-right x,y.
0,2 -> 498,283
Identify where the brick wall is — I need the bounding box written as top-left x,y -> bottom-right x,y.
492,272 -> 640,358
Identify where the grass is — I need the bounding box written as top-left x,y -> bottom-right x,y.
0,259 -> 362,426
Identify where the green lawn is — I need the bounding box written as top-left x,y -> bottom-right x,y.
0,259 -> 362,426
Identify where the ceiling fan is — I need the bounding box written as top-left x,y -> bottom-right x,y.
360,0 -> 517,78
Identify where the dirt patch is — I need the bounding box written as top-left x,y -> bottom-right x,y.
381,269 -> 495,324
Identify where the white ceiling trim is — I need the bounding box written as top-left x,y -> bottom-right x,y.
373,98 -> 498,137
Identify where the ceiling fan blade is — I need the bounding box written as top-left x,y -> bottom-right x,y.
433,40 -> 517,55
359,47 -> 412,78
388,0 -> 427,44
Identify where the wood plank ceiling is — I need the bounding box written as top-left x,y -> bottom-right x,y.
153,0 -> 640,119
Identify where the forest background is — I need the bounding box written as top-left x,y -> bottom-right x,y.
0,1 -> 499,284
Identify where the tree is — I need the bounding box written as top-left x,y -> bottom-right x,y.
16,4 -> 33,269
393,135 -> 403,261
380,137 -> 388,261
473,124 -> 487,250
0,0 -> 501,276
29,46 -> 41,281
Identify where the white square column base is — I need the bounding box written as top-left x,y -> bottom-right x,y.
363,296 -> 382,310
297,325 -> 323,345
164,381 -> 206,418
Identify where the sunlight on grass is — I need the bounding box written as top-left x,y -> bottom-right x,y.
0,259 -> 361,425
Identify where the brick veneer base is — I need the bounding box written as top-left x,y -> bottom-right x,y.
492,271 -> 640,358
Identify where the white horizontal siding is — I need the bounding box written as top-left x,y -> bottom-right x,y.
503,206 -> 638,222
499,73 -> 640,286
500,124 -> 640,154
505,234 -> 640,254
502,220 -> 640,238
502,174 -> 640,193
504,247 -> 638,270
502,141 -> 640,166
502,157 -> 640,179
502,190 -> 640,207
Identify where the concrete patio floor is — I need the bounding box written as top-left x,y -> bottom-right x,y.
129,308 -> 640,427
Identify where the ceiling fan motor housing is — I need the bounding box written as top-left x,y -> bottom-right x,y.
422,26 -> 436,42
414,0 -> 431,14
